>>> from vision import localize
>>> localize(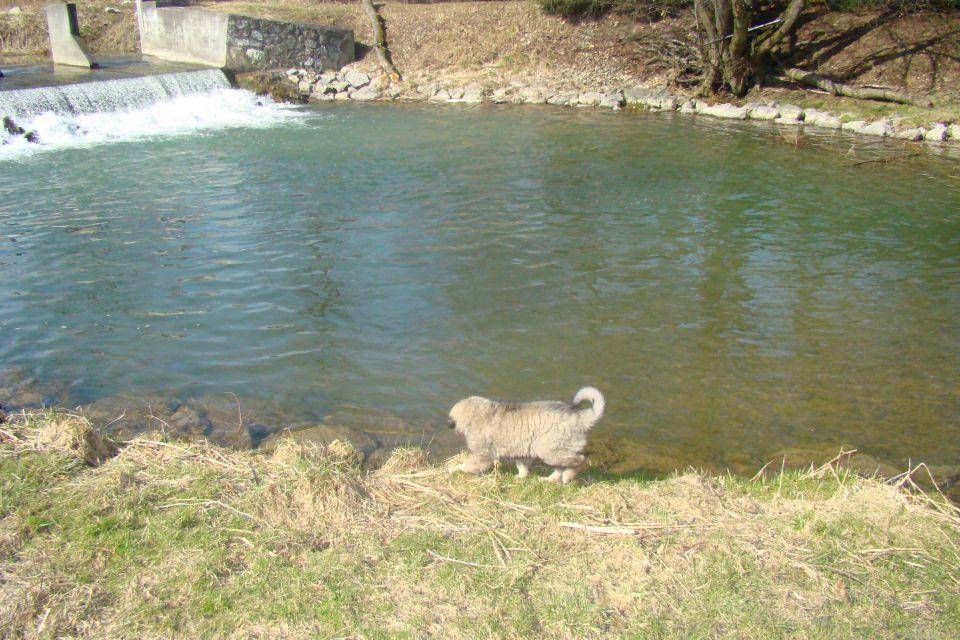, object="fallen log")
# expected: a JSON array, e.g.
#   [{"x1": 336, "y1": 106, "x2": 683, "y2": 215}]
[{"x1": 782, "y1": 67, "x2": 932, "y2": 108}]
